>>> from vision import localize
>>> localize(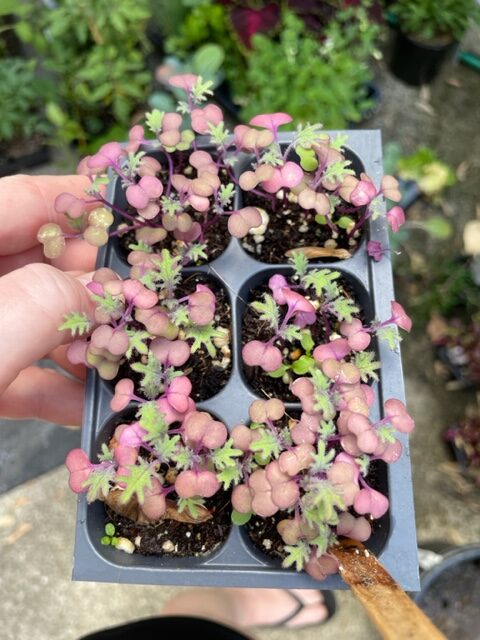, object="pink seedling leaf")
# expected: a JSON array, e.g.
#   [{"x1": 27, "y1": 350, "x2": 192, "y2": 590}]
[
  {"x1": 374, "y1": 438, "x2": 403, "y2": 463},
  {"x1": 291, "y1": 413, "x2": 320, "y2": 445},
  {"x1": 321, "y1": 359, "x2": 361, "y2": 384},
  {"x1": 114, "y1": 443, "x2": 138, "y2": 467},
  {"x1": 182, "y1": 411, "x2": 227, "y2": 449},
  {"x1": 337, "y1": 512, "x2": 371, "y2": 541},
  {"x1": 232, "y1": 484, "x2": 253, "y2": 513},
  {"x1": 141, "y1": 479, "x2": 167, "y2": 520},
  {"x1": 150, "y1": 338, "x2": 190, "y2": 366},
  {"x1": 390, "y1": 301, "x2": 412, "y2": 332},
  {"x1": 138, "y1": 155, "x2": 162, "y2": 177},
  {"x1": 191, "y1": 104, "x2": 223, "y2": 134},
  {"x1": 118, "y1": 422, "x2": 146, "y2": 448},
  {"x1": 125, "y1": 124, "x2": 144, "y2": 153},
  {"x1": 175, "y1": 469, "x2": 219, "y2": 498},
  {"x1": 55, "y1": 192, "x2": 87, "y2": 219},
  {"x1": 122, "y1": 279, "x2": 158, "y2": 309},
  {"x1": 166, "y1": 376, "x2": 192, "y2": 414},
  {"x1": 283, "y1": 289, "x2": 316, "y2": 327},
  {"x1": 91, "y1": 325, "x2": 129, "y2": 356},
  {"x1": 354, "y1": 487, "x2": 389, "y2": 519},
  {"x1": 249, "y1": 112, "x2": 292, "y2": 132},
  {"x1": 87, "y1": 142, "x2": 122, "y2": 172},
  {"x1": 188, "y1": 284, "x2": 216, "y2": 325},
  {"x1": 157, "y1": 396, "x2": 196, "y2": 425},
  {"x1": 305, "y1": 553, "x2": 339, "y2": 581},
  {"x1": 67, "y1": 340, "x2": 88, "y2": 366},
  {"x1": 111, "y1": 379, "x2": 134, "y2": 412},
  {"x1": 350, "y1": 176, "x2": 377, "y2": 206},
  {"x1": 268, "y1": 274, "x2": 289, "y2": 304},
  {"x1": 384, "y1": 399, "x2": 415, "y2": 433},
  {"x1": 381, "y1": 175, "x2": 402, "y2": 202},
  {"x1": 65, "y1": 449, "x2": 93, "y2": 493},
  {"x1": 136, "y1": 309, "x2": 171, "y2": 337},
  {"x1": 386, "y1": 205, "x2": 406, "y2": 233},
  {"x1": 279, "y1": 444, "x2": 314, "y2": 476},
  {"x1": 271, "y1": 480, "x2": 299, "y2": 510},
  {"x1": 280, "y1": 162, "x2": 304, "y2": 188},
  {"x1": 367, "y1": 240, "x2": 385, "y2": 262},
  {"x1": 228, "y1": 207, "x2": 262, "y2": 238},
  {"x1": 313, "y1": 338, "x2": 350, "y2": 363},
  {"x1": 168, "y1": 73, "x2": 199, "y2": 92},
  {"x1": 242, "y1": 340, "x2": 283, "y2": 372},
  {"x1": 339, "y1": 319, "x2": 371, "y2": 351},
  {"x1": 231, "y1": 425, "x2": 254, "y2": 451}
]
